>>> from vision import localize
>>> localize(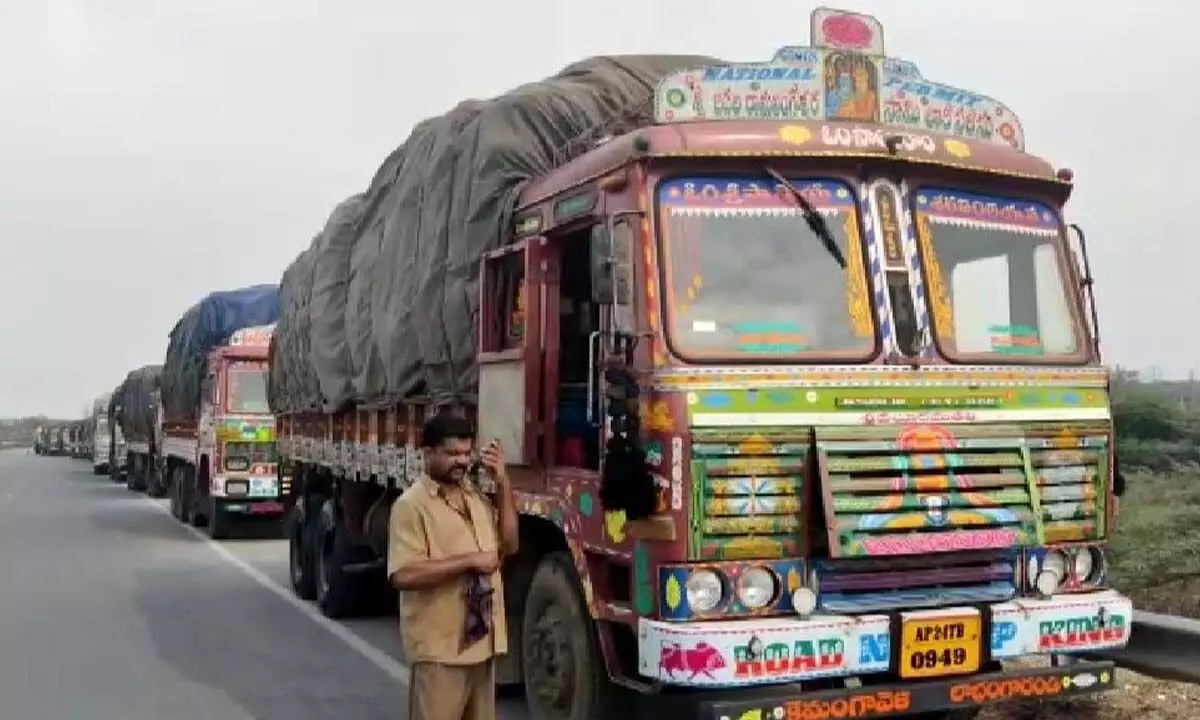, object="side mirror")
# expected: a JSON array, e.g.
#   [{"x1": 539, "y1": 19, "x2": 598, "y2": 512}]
[
  {"x1": 589, "y1": 221, "x2": 634, "y2": 307},
  {"x1": 589, "y1": 225, "x2": 614, "y2": 304}
]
